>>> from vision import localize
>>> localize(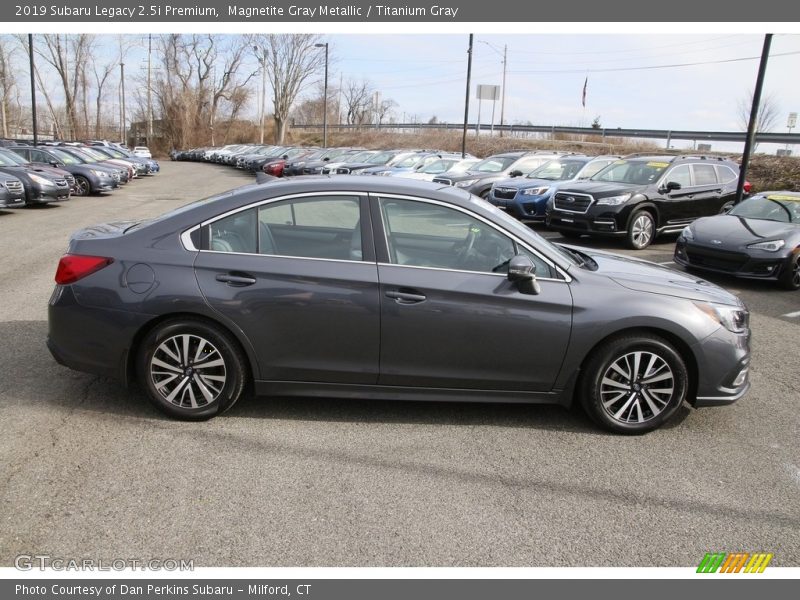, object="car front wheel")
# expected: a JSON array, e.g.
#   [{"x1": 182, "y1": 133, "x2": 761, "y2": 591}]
[
  {"x1": 580, "y1": 334, "x2": 688, "y2": 434},
  {"x1": 778, "y1": 250, "x2": 800, "y2": 290},
  {"x1": 137, "y1": 319, "x2": 248, "y2": 420},
  {"x1": 626, "y1": 210, "x2": 655, "y2": 250}
]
